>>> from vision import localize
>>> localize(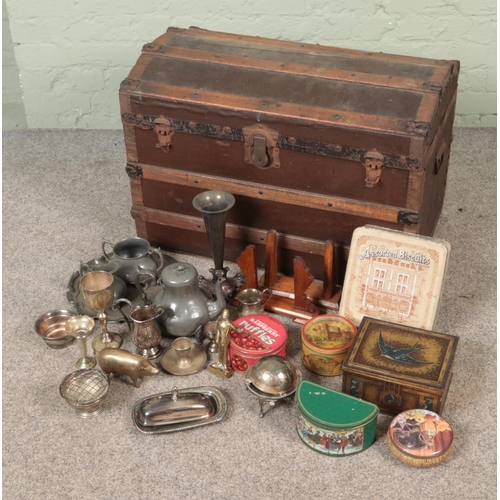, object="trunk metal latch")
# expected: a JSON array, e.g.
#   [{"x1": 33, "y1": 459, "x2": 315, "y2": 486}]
[
  {"x1": 243, "y1": 124, "x2": 280, "y2": 169},
  {"x1": 363, "y1": 148, "x2": 385, "y2": 187},
  {"x1": 153, "y1": 116, "x2": 174, "y2": 152}
]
